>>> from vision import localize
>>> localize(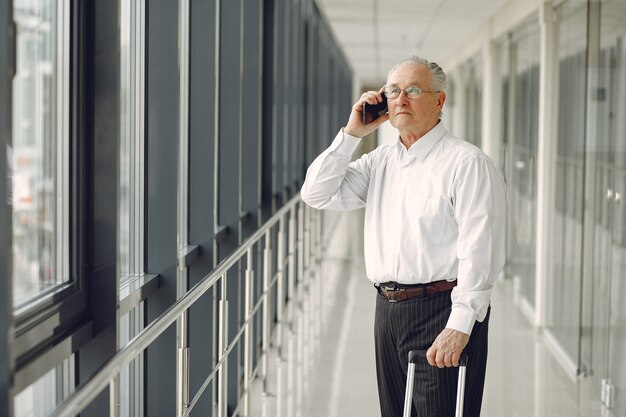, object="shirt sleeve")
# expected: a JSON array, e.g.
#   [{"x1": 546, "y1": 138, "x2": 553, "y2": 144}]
[
  {"x1": 446, "y1": 156, "x2": 507, "y2": 335},
  {"x1": 300, "y1": 129, "x2": 372, "y2": 210}
]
